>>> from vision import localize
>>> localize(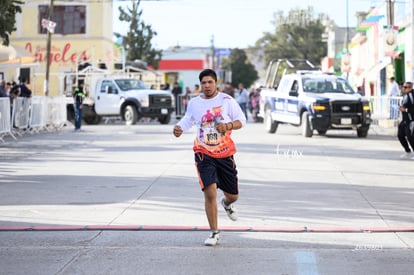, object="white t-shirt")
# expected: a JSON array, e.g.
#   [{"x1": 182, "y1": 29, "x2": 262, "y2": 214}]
[
  {"x1": 177, "y1": 92, "x2": 246, "y2": 158},
  {"x1": 389, "y1": 81, "x2": 400, "y2": 97}
]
